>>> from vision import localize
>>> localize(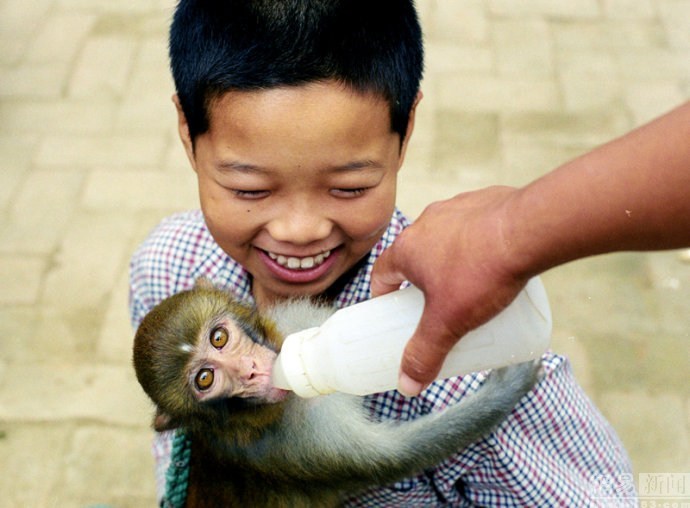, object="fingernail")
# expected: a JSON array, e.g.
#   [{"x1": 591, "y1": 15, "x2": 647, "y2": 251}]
[{"x1": 397, "y1": 373, "x2": 425, "y2": 397}]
